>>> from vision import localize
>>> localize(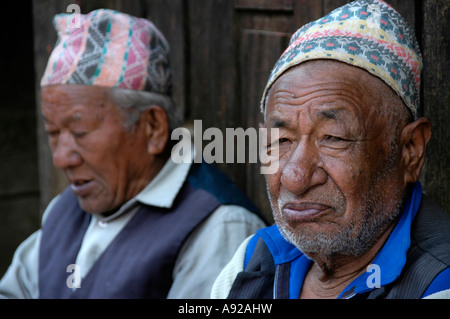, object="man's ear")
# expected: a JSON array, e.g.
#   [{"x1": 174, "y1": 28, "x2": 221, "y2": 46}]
[
  {"x1": 400, "y1": 117, "x2": 432, "y2": 184},
  {"x1": 142, "y1": 105, "x2": 169, "y2": 155}
]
